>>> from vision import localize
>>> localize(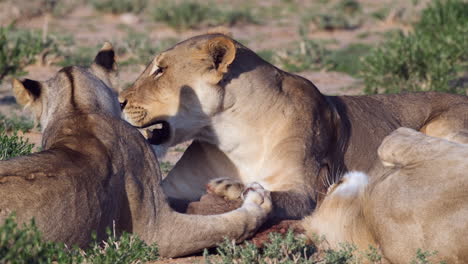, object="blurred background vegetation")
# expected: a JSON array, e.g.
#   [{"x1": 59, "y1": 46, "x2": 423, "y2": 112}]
[{"x1": 0, "y1": 0, "x2": 466, "y2": 95}]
